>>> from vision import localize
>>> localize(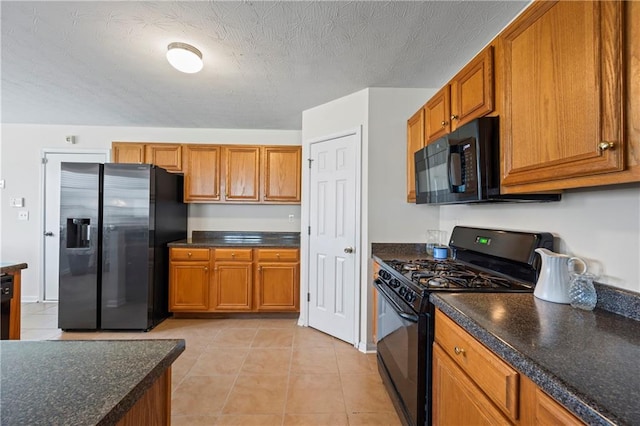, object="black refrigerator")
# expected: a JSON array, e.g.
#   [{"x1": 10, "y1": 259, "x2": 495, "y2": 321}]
[{"x1": 58, "y1": 163, "x2": 187, "y2": 331}]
